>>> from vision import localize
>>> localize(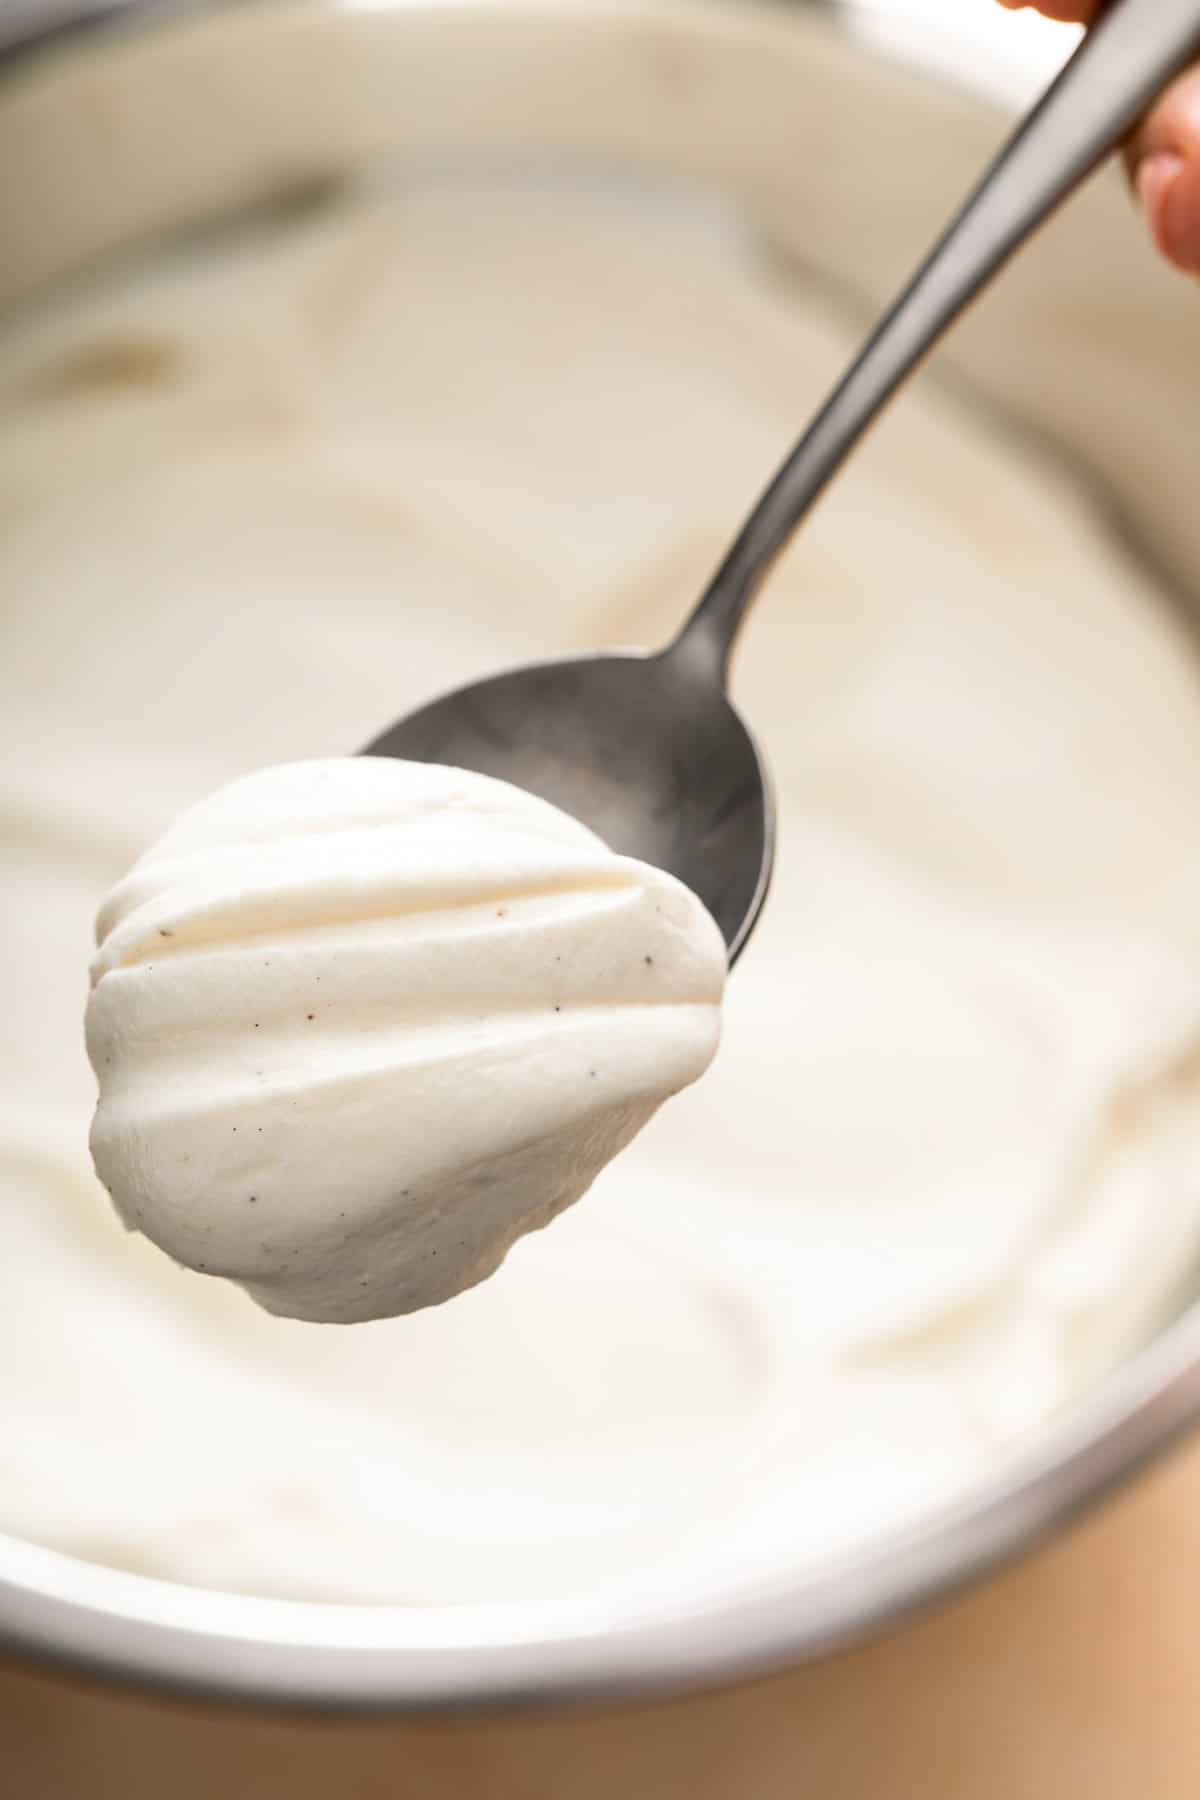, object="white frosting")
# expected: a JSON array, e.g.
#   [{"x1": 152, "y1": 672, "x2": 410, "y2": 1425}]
[
  {"x1": 5, "y1": 176, "x2": 1200, "y2": 1607},
  {"x1": 85, "y1": 756, "x2": 724, "y2": 1322}
]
